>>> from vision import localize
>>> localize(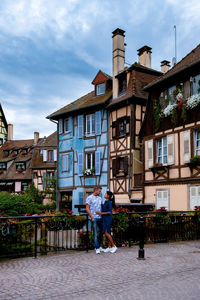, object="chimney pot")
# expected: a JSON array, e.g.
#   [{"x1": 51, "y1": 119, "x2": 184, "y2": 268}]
[
  {"x1": 34, "y1": 132, "x2": 39, "y2": 144},
  {"x1": 8, "y1": 124, "x2": 13, "y2": 141},
  {"x1": 161, "y1": 60, "x2": 170, "y2": 73},
  {"x1": 137, "y1": 45, "x2": 152, "y2": 68}
]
